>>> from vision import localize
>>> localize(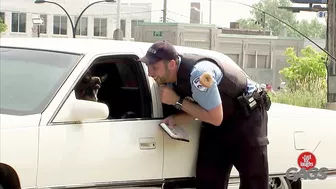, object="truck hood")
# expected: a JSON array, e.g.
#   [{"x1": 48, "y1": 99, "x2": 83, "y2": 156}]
[{"x1": 0, "y1": 114, "x2": 41, "y2": 129}]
